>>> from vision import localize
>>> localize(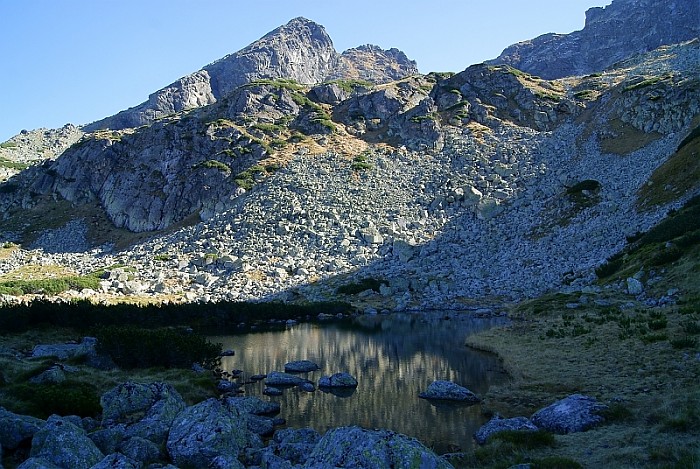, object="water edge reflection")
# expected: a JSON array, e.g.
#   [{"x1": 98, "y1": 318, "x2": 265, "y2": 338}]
[{"x1": 209, "y1": 312, "x2": 508, "y2": 453}]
